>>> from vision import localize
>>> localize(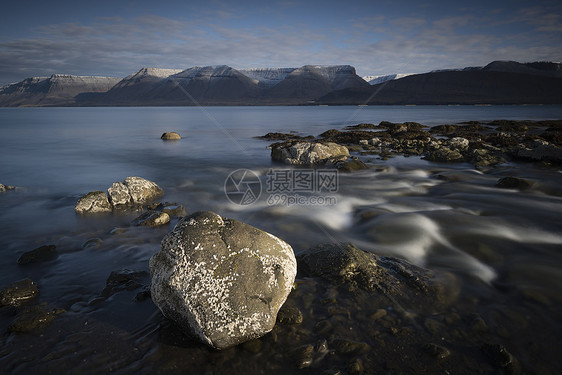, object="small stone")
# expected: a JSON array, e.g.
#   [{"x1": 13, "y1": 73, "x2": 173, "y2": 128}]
[
  {"x1": 0, "y1": 279, "x2": 39, "y2": 307},
  {"x1": 82, "y1": 238, "x2": 103, "y2": 249},
  {"x1": 75, "y1": 191, "x2": 112, "y2": 214},
  {"x1": 425, "y1": 343, "x2": 451, "y2": 359},
  {"x1": 288, "y1": 344, "x2": 315, "y2": 369},
  {"x1": 348, "y1": 357, "x2": 364, "y2": 374},
  {"x1": 161, "y1": 132, "x2": 181, "y2": 140},
  {"x1": 102, "y1": 269, "x2": 148, "y2": 298},
  {"x1": 18, "y1": 245, "x2": 57, "y2": 264},
  {"x1": 314, "y1": 320, "x2": 333, "y2": 335},
  {"x1": 161, "y1": 203, "x2": 187, "y2": 218},
  {"x1": 0, "y1": 184, "x2": 17, "y2": 192},
  {"x1": 471, "y1": 314, "x2": 488, "y2": 332},
  {"x1": 368, "y1": 309, "x2": 387, "y2": 321},
  {"x1": 277, "y1": 305, "x2": 304, "y2": 325},
  {"x1": 8, "y1": 305, "x2": 65, "y2": 333},
  {"x1": 330, "y1": 338, "x2": 371, "y2": 355},
  {"x1": 338, "y1": 160, "x2": 369, "y2": 172}
]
